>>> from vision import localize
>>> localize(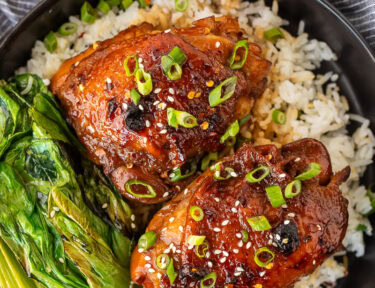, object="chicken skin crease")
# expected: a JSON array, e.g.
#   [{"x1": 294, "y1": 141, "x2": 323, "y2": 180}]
[
  {"x1": 130, "y1": 138, "x2": 350, "y2": 287},
  {"x1": 50, "y1": 16, "x2": 270, "y2": 204}
]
